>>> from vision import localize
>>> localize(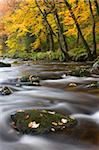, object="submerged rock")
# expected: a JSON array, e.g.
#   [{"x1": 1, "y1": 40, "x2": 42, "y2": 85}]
[
  {"x1": 68, "y1": 83, "x2": 77, "y2": 87},
  {"x1": 0, "y1": 86, "x2": 12, "y2": 95},
  {"x1": 0, "y1": 62, "x2": 11, "y2": 67},
  {"x1": 10, "y1": 109, "x2": 77, "y2": 135}
]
